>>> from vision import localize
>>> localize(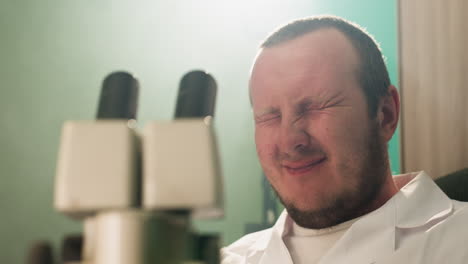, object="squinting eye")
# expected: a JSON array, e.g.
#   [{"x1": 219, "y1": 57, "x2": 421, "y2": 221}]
[
  {"x1": 256, "y1": 114, "x2": 281, "y2": 124},
  {"x1": 305, "y1": 105, "x2": 326, "y2": 113},
  {"x1": 300, "y1": 107, "x2": 316, "y2": 115}
]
